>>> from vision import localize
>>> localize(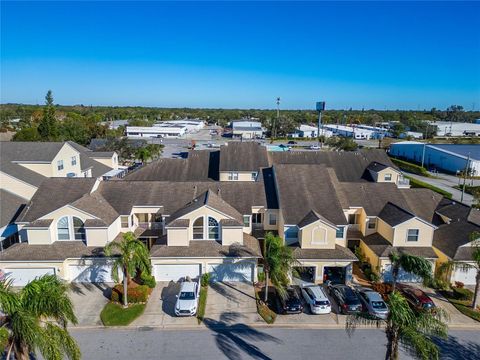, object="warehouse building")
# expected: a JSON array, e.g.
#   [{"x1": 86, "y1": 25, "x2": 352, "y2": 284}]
[
  {"x1": 389, "y1": 141, "x2": 480, "y2": 175},
  {"x1": 231, "y1": 120, "x2": 264, "y2": 139}
]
